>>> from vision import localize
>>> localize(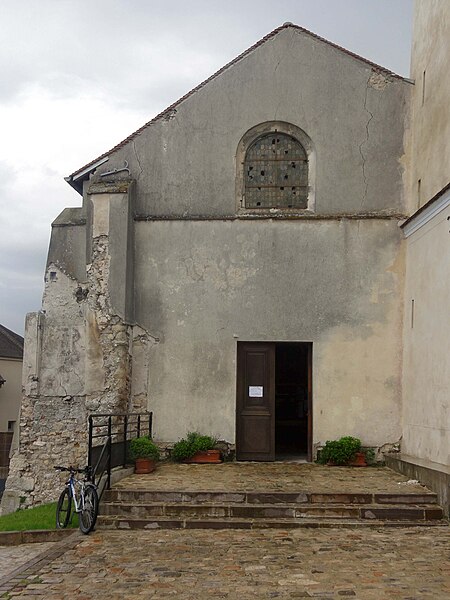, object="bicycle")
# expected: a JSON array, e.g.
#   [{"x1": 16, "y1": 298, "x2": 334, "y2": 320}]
[{"x1": 54, "y1": 466, "x2": 99, "y2": 534}]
